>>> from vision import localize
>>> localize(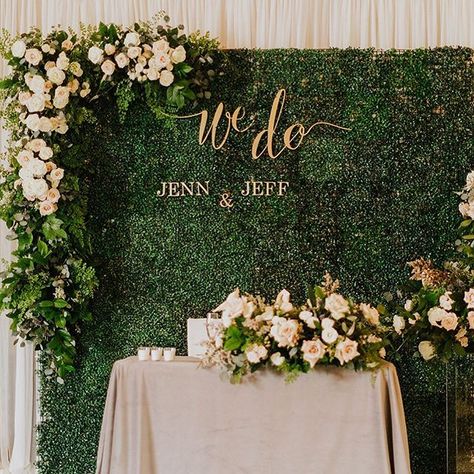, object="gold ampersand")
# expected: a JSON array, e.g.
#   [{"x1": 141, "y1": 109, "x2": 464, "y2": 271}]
[{"x1": 219, "y1": 192, "x2": 234, "y2": 209}]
